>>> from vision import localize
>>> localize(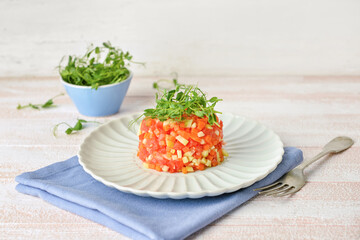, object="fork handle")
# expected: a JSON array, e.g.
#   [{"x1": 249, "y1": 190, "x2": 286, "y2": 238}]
[{"x1": 295, "y1": 150, "x2": 331, "y2": 171}]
